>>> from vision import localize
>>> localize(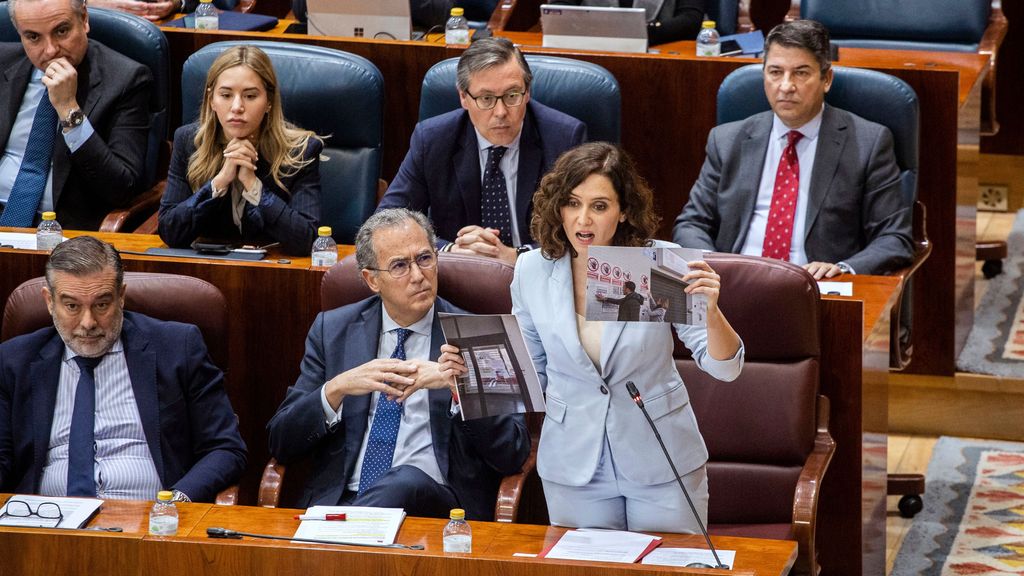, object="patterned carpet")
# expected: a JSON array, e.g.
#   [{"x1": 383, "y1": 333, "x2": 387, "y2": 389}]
[
  {"x1": 892, "y1": 437, "x2": 1024, "y2": 575},
  {"x1": 958, "y1": 209, "x2": 1024, "y2": 376}
]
